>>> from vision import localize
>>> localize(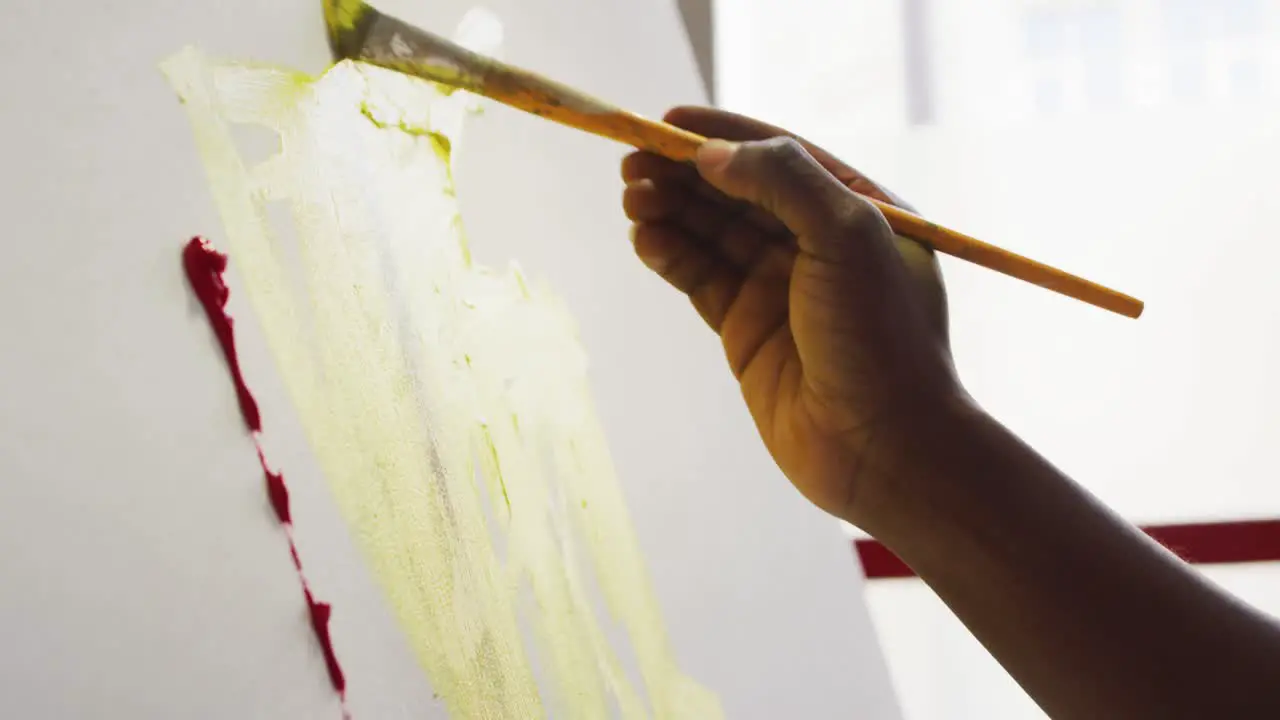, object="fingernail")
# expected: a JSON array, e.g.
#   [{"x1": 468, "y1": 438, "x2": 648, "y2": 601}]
[
  {"x1": 640, "y1": 254, "x2": 670, "y2": 274},
  {"x1": 630, "y1": 226, "x2": 669, "y2": 273},
  {"x1": 696, "y1": 139, "x2": 738, "y2": 171}
]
